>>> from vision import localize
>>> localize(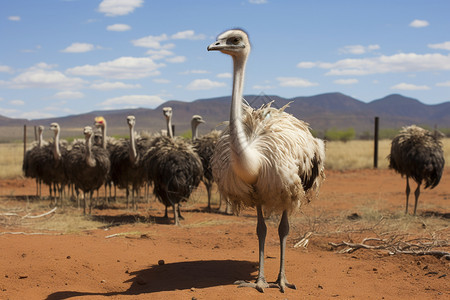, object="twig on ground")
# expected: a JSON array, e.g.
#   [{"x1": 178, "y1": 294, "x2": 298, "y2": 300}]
[{"x1": 329, "y1": 236, "x2": 450, "y2": 259}]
